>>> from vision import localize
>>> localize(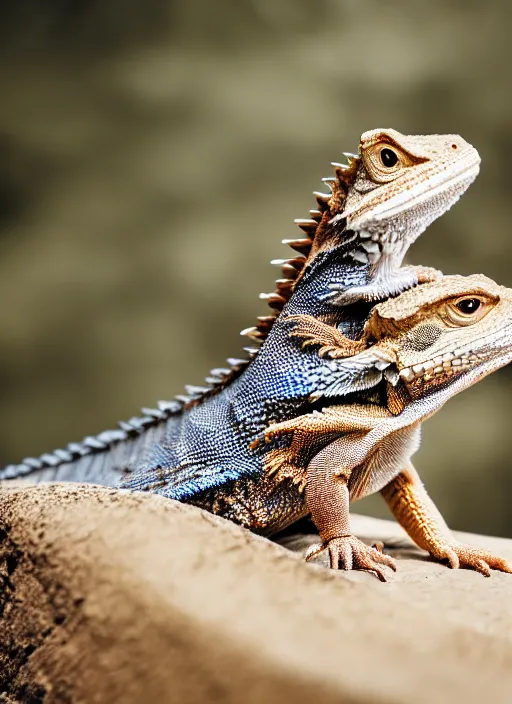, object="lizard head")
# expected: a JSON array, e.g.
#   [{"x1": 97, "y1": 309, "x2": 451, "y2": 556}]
[
  {"x1": 368, "y1": 274, "x2": 512, "y2": 398},
  {"x1": 242, "y1": 129, "x2": 480, "y2": 347},
  {"x1": 340, "y1": 128, "x2": 481, "y2": 266}
]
